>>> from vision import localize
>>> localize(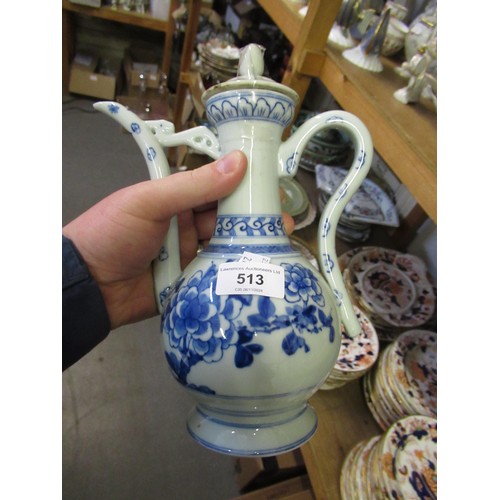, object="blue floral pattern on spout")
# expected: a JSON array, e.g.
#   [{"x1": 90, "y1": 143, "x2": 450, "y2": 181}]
[{"x1": 162, "y1": 262, "x2": 335, "y2": 391}]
